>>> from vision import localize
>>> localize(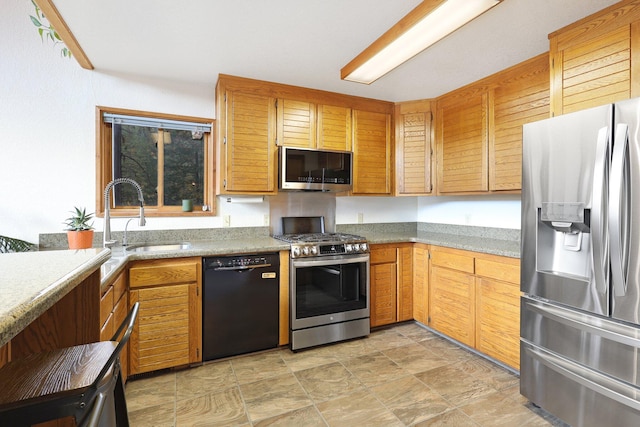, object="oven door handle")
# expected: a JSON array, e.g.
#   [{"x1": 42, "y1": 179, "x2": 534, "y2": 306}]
[{"x1": 291, "y1": 254, "x2": 370, "y2": 268}]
